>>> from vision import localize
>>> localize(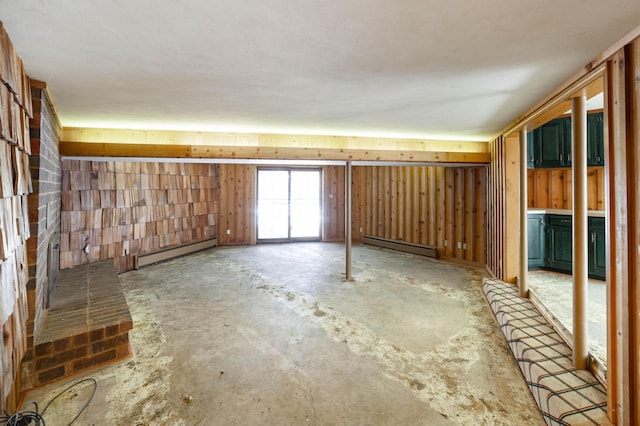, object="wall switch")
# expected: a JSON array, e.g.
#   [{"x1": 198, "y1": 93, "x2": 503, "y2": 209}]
[
  {"x1": 457, "y1": 242, "x2": 462, "y2": 249},
  {"x1": 463, "y1": 243, "x2": 467, "y2": 250},
  {"x1": 359, "y1": 227, "x2": 363, "y2": 233},
  {"x1": 444, "y1": 240, "x2": 447, "y2": 247},
  {"x1": 226, "y1": 229, "x2": 231, "y2": 235}
]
